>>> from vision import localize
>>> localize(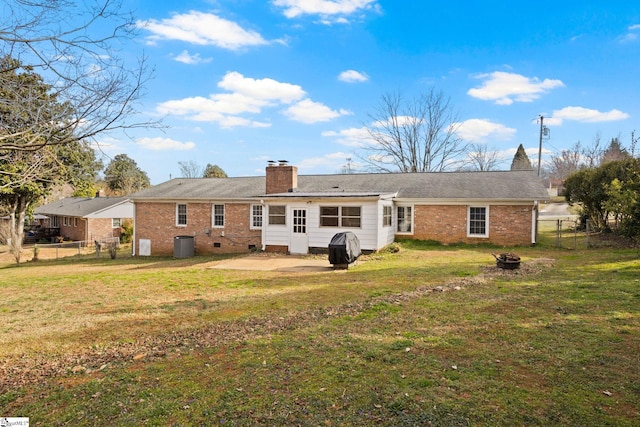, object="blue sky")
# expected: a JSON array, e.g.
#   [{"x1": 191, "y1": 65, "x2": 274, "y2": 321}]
[{"x1": 98, "y1": 0, "x2": 640, "y2": 184}]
